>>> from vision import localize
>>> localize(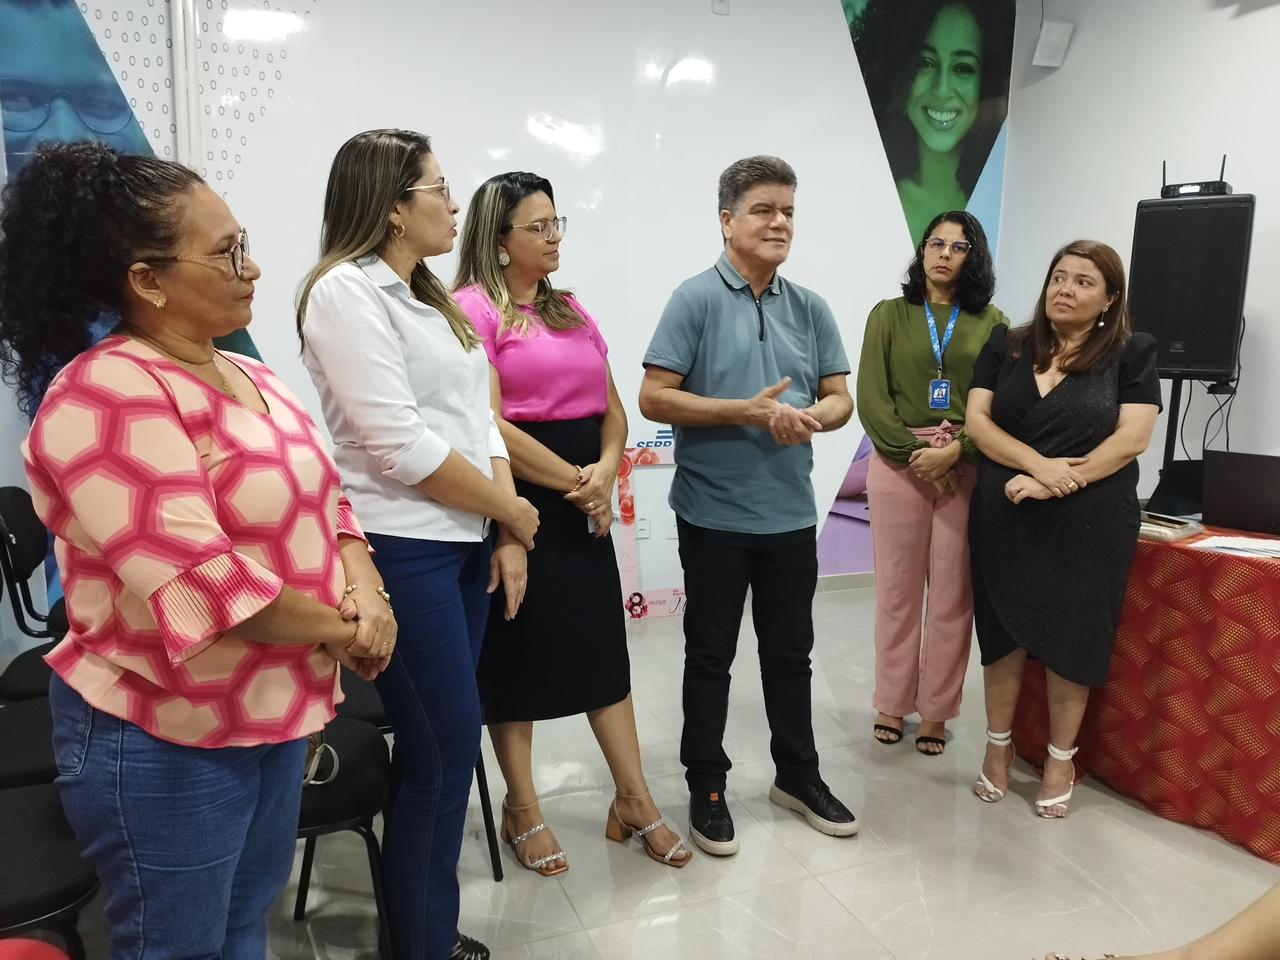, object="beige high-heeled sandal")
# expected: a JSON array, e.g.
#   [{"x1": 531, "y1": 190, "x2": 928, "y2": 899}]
[
  {"x1": 1036, "y1": 743, "x2": 1080, "y2": 819},
  {"x1": 500, "y1": 798, "x2": 567, "y2": 876},
  {"x1": 605, "y1": 792, "x2": 691, "y2": 867},
  {"x1": 974, "y1": 729, "x2": 1014, "y2": 803}
]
